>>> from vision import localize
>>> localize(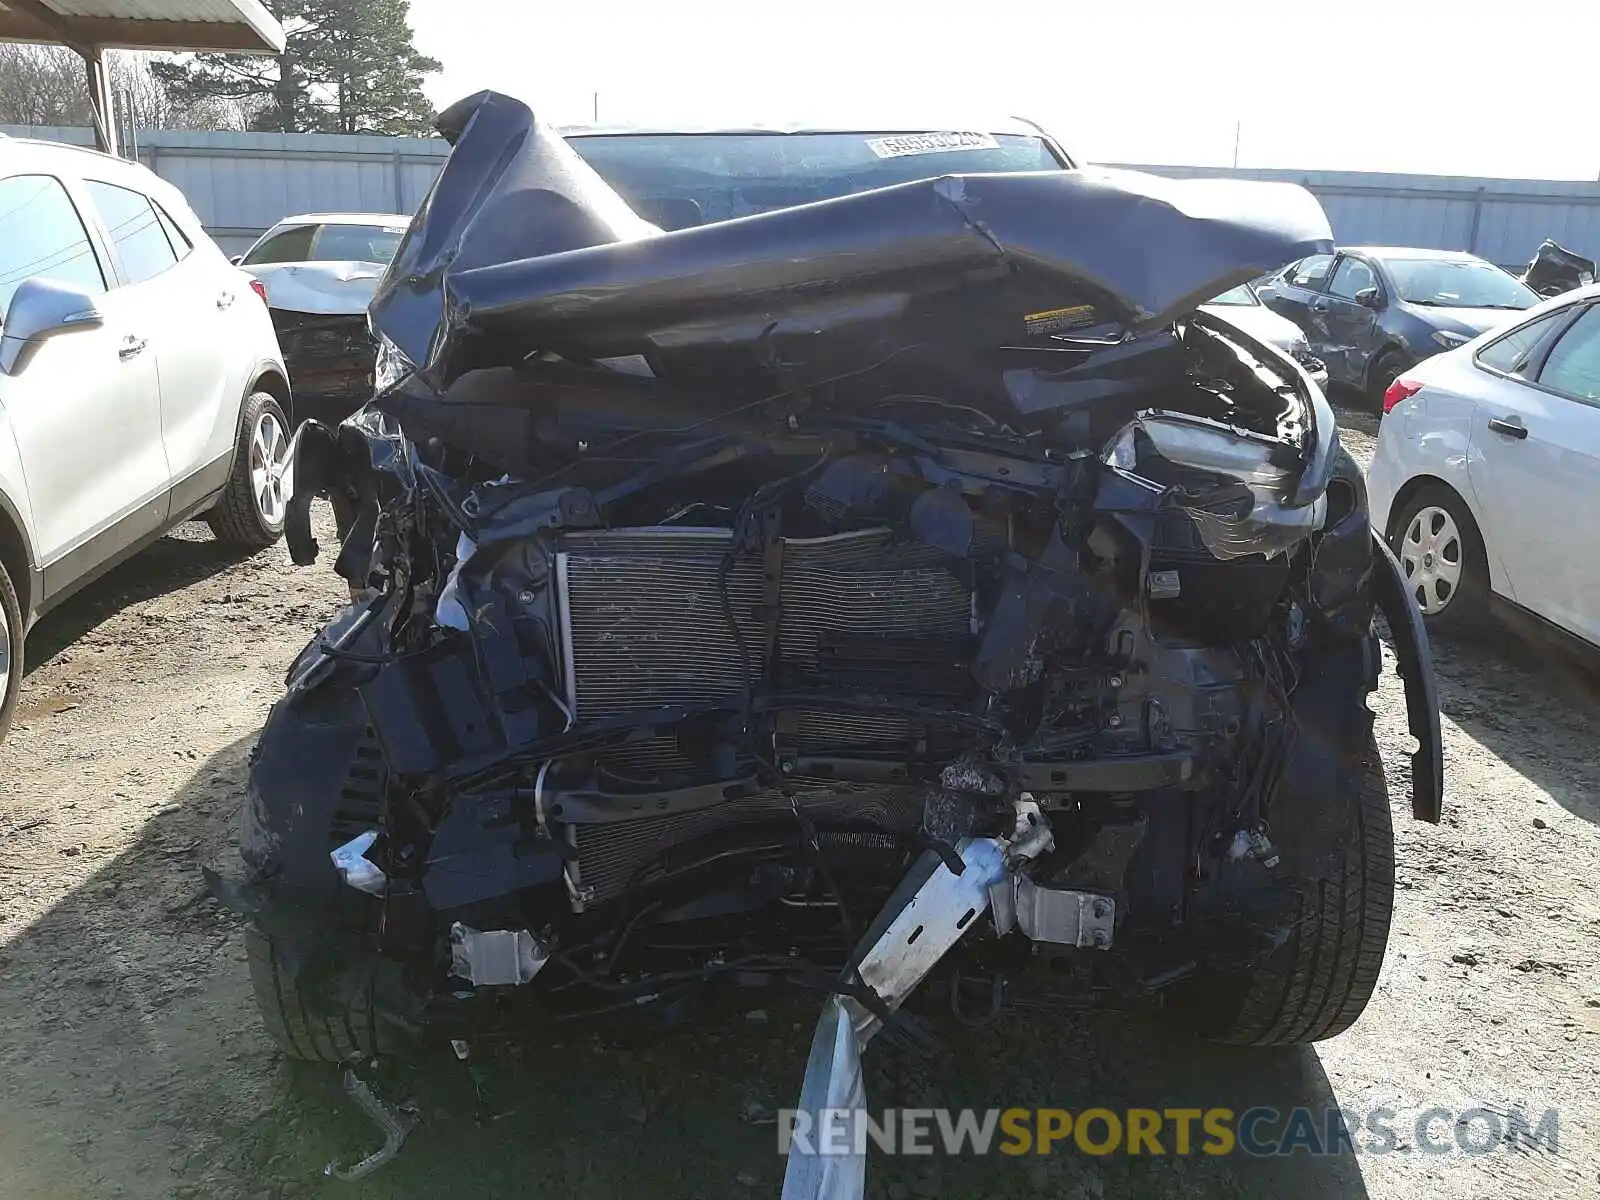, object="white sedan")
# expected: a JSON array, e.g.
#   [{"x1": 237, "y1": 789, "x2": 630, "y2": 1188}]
[
  {"x1": 1368, "y1": 282, "x2": 1600, "y2": 645},
  {"x1": 236, "y1": 213, "x2": 408, "y2": 424}
]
